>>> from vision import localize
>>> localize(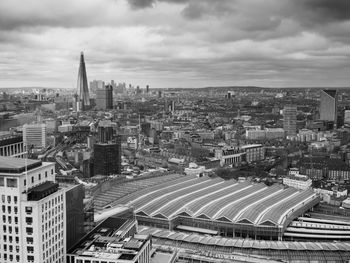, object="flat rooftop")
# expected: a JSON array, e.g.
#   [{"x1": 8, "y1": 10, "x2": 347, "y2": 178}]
[
  {"x1": 0, "y1": 156, "x2": 42, "y2": 173},
  {"x1": 0, "y1": 134, "x2": 22, "y2": 147},
  {"x1": 69, "y1": 213, "x2": 150, "y2": 261}
]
